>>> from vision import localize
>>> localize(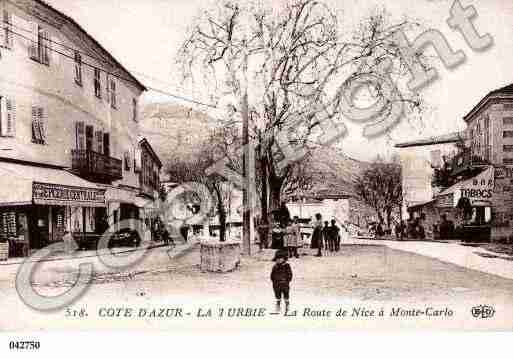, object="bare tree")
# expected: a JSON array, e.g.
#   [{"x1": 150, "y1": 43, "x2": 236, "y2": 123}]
[
  {"x1": 355, "y1": 159, "x2": 402, "y2": 229},
  {"x1": 166, "y1": 125, "x2": 241, "y2": 242},
  {"x1": 177, "y1": 0, "x2": 424, "y2": 230}
]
